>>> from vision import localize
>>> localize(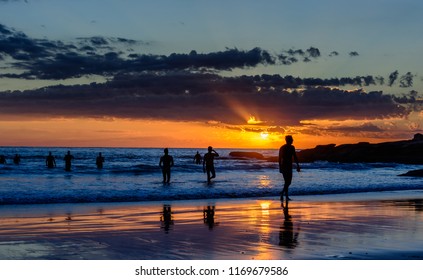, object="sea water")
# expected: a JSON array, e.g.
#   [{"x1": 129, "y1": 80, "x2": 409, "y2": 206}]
[{"x1": 0, "y1": 147, "x2": 422, "y2": 205}]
